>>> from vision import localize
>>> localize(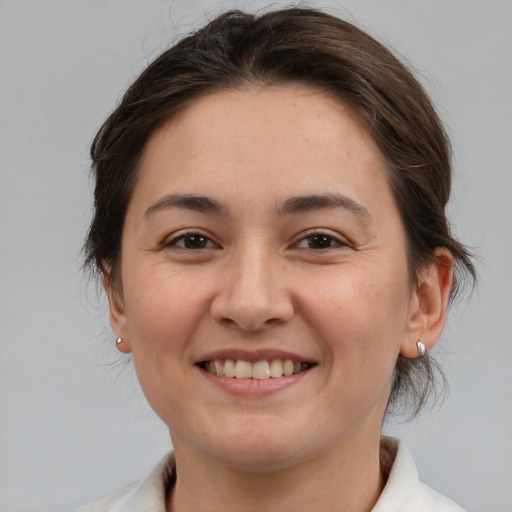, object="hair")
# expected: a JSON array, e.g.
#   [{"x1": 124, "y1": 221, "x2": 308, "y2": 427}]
[{"x1": 84, "y1": 7, "x2": 475, "y2": 415}]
